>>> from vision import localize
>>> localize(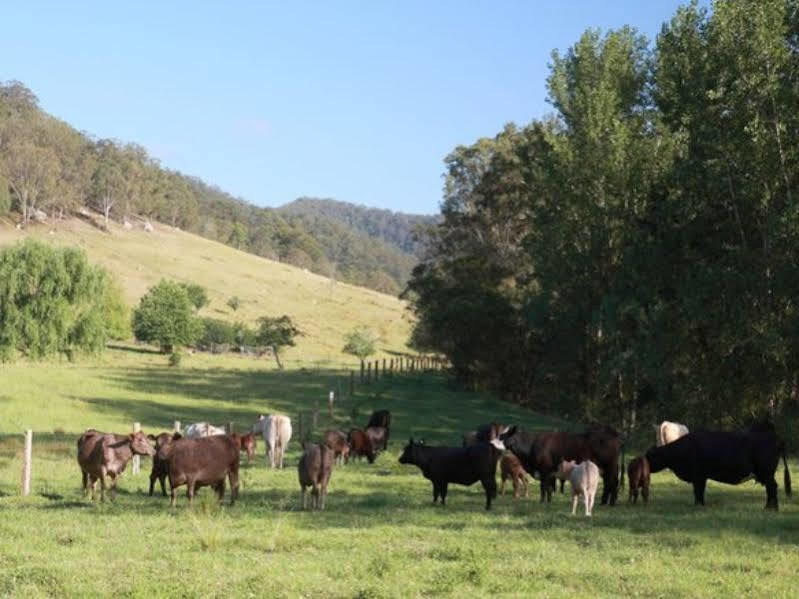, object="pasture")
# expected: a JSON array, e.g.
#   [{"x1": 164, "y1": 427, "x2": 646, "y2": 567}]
[{"x1": 1, "y1": 348, "x2": 797, "y2": 597}]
